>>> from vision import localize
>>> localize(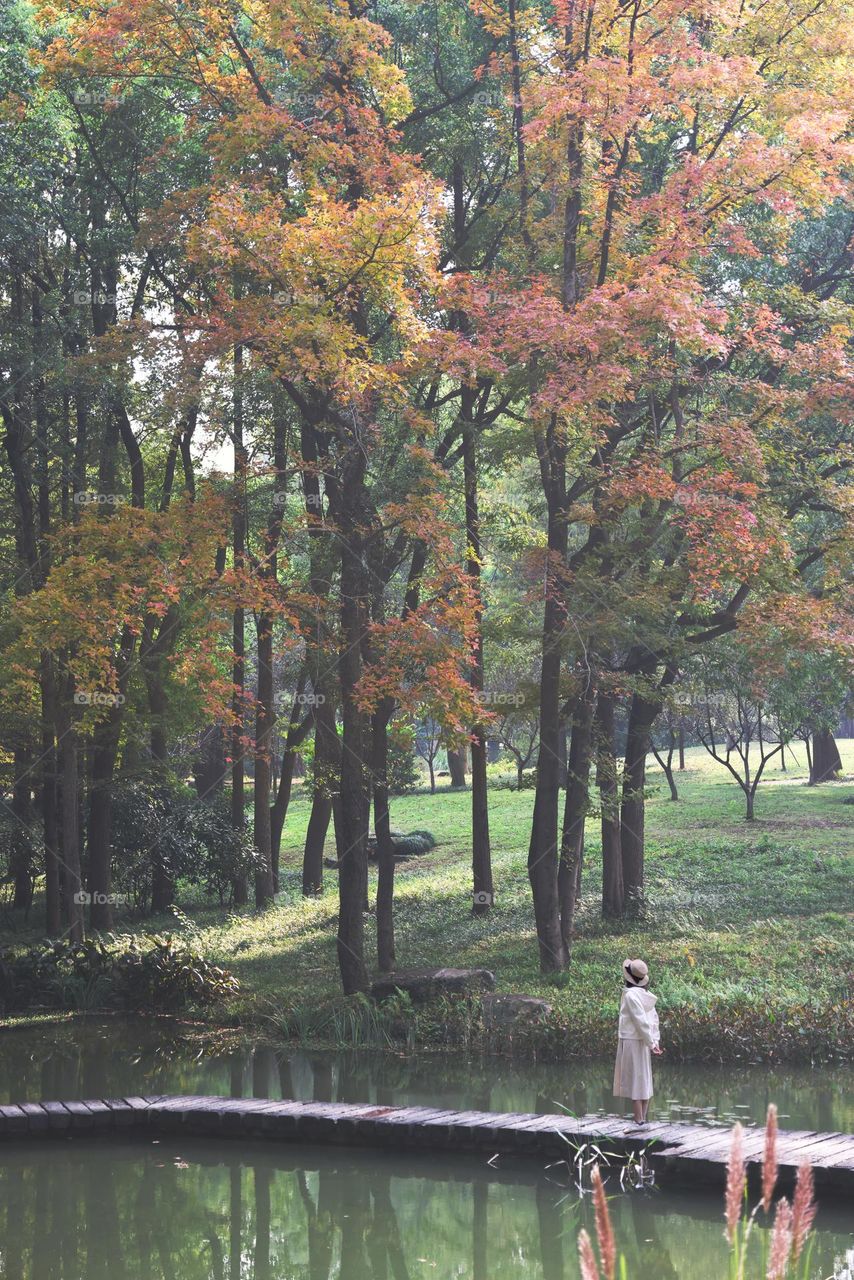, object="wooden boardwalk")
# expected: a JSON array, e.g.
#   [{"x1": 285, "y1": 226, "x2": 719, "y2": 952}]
[{"x1": 1, "y1": 1096, "x2": 852, "y2": 1197}]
